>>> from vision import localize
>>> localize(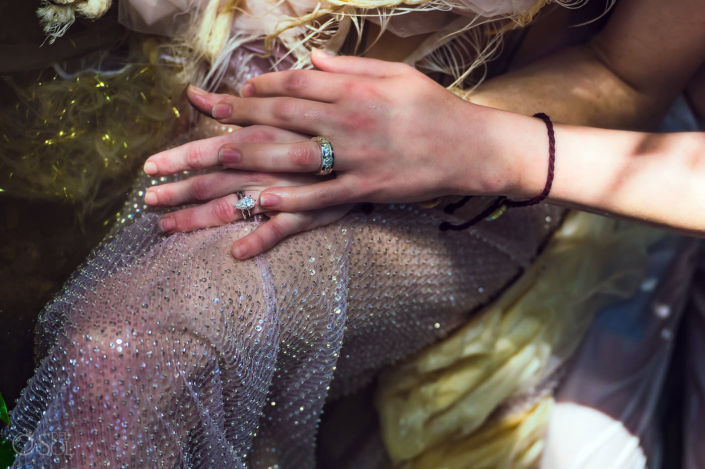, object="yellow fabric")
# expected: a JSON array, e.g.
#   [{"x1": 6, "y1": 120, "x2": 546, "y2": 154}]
[
  {"x1": 376, "y1": 211, "x2": 663, "y2": 466},
  {"x1": 406, "y1": 396, "x2": 554, "y2": 469},
  {"x1": 0, "y1": 40, "x2": 185, "y2": 213}
]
